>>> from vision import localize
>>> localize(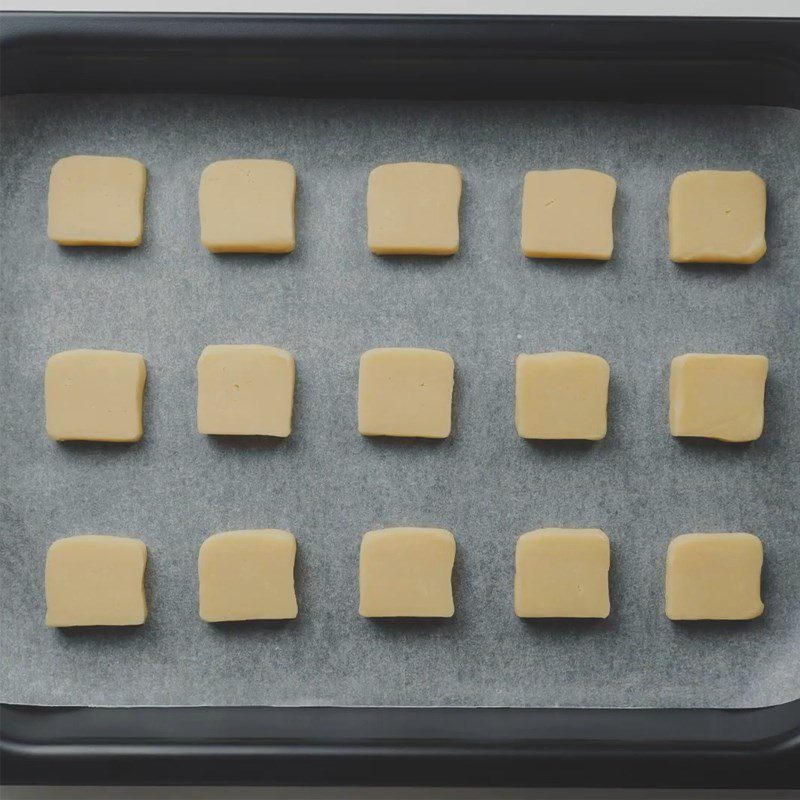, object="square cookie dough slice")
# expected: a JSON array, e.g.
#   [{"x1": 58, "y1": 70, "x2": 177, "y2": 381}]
[
  {"x1": 515, "y1": 528, "x2": 611, "y2": 618},
  {"x1": 516, "y1": 351, "x2": 609, "y2": 440},
  {"x1": 45, "y1": 349, "x2": 147, "y2": 442},
  {"x1": 665, "y1": 533, "x2": 764, "y2": 620},
  {"x1": 521, "y1": 169, "x2": 617, "y2": 260},
  {"x1": 199, "y1": 530, "x2": 298, "y2": 622},
  {"x1": 197, "y1": 345, "x2": 295, "y2": 437},
  {"x1": 359, "y1": 527, "x2": 456, "y2": 617},
  {"x1": 668, "y1": 170, "x2": 766, "y2": 264},
  {"x1": 199, "y1": 159, "x2": 296, "y2": 253},
  {"x1": 358, "y1": 347, "x2": 454, "y2": 438},
  {"x1": 669, "y1": 353, "x2": 768, "y2": 442},
  {"x1": 367, "y1": 162, "x2": 462, "y2": 255},
  {"x1": 48, "y1": 155, "x2": 147, "y2": 246},
  {"x1": 45, "y1": 535, "x2": 148, "y2": 627}
]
